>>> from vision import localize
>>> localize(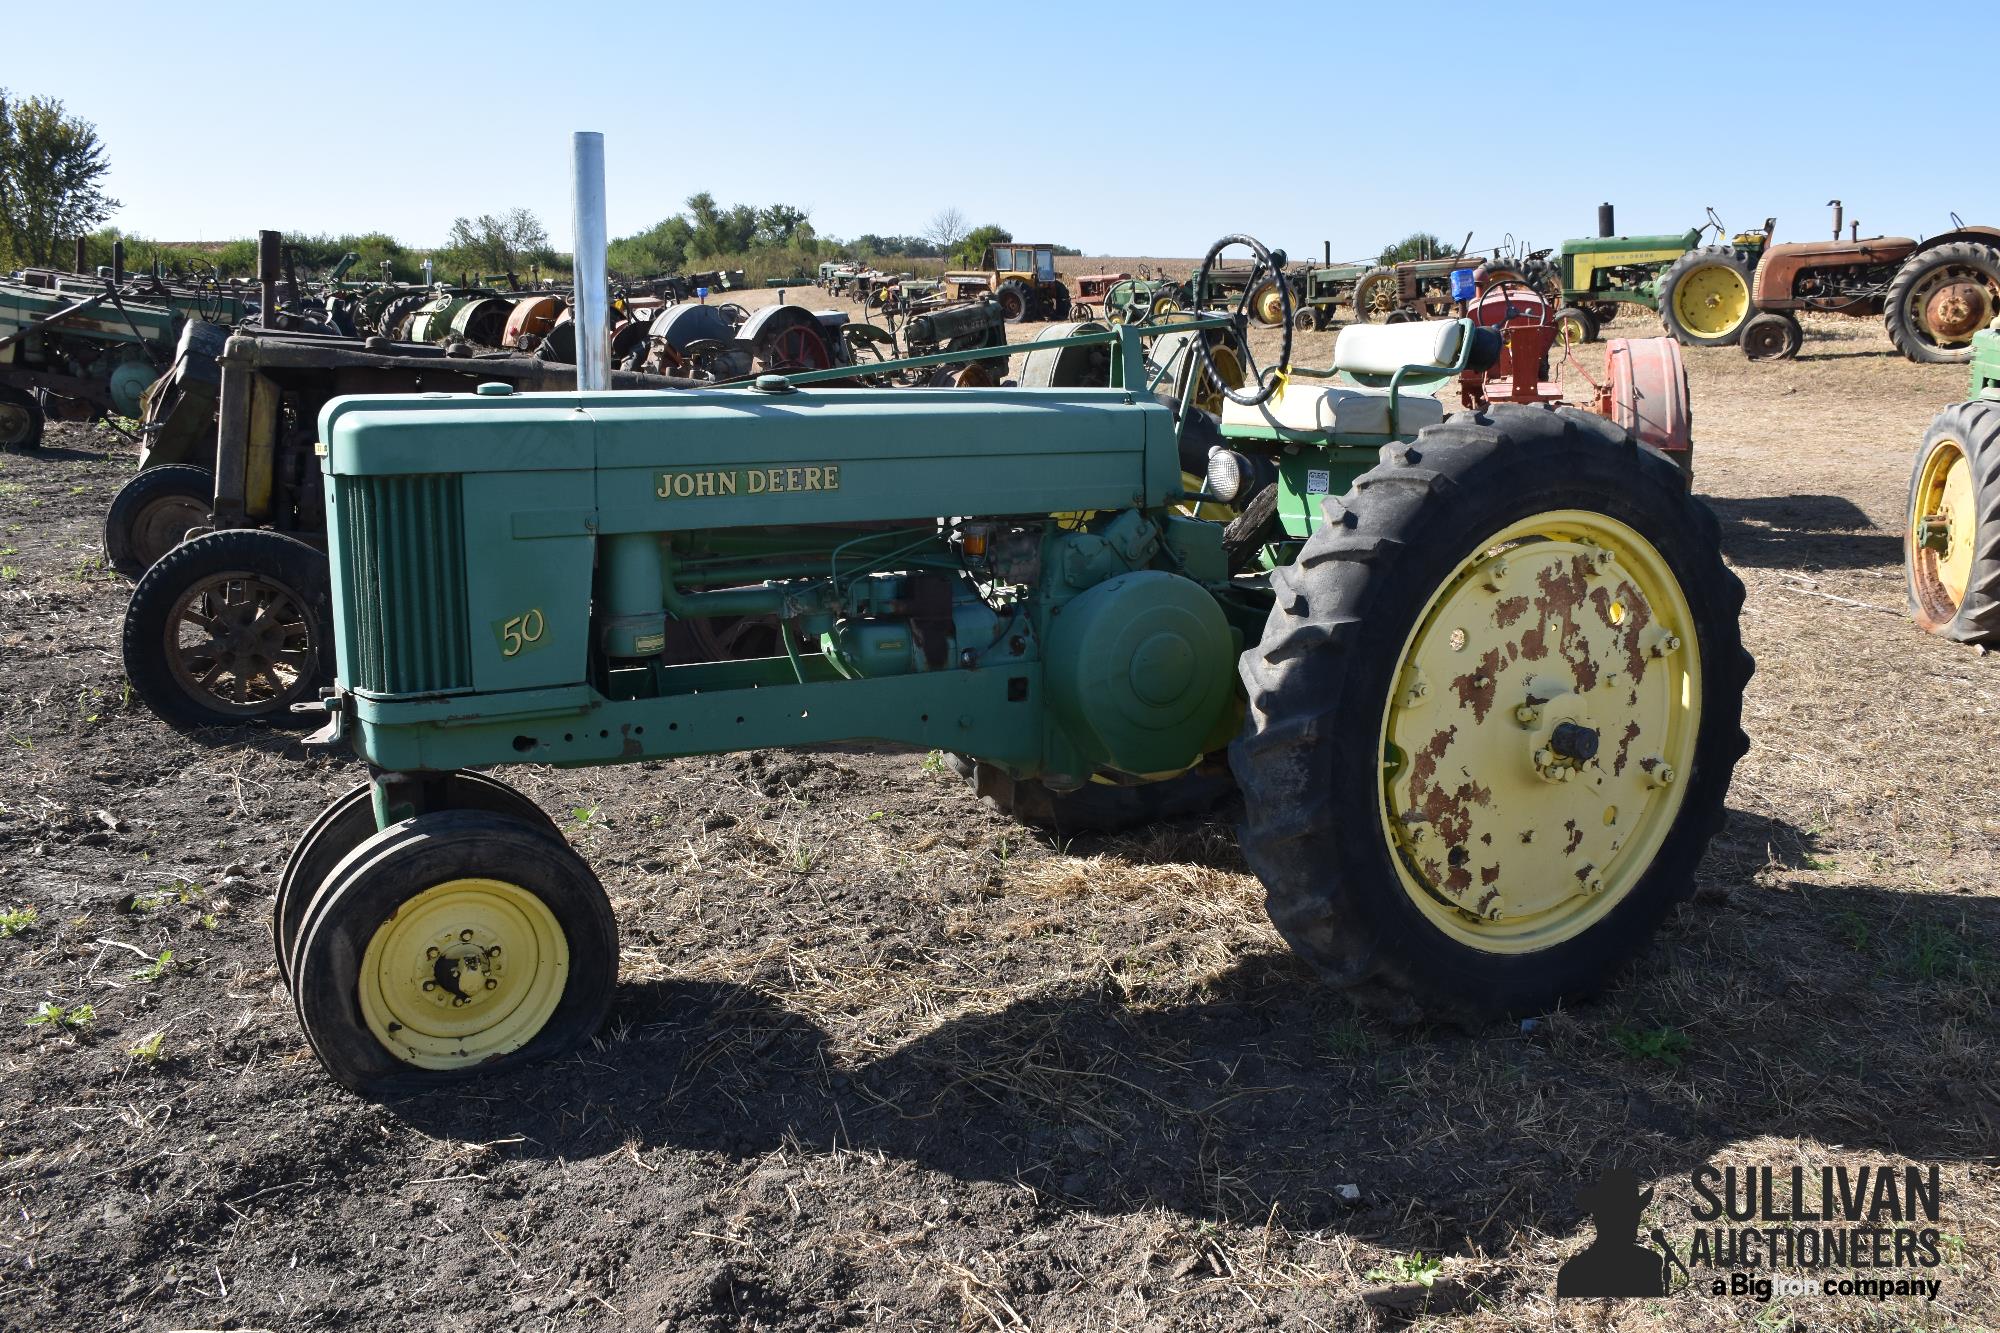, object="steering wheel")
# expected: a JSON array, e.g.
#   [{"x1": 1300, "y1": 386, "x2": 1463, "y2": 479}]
[{"x1": 1192, "y1": 234, "x2": 1291, "y2": 407}]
